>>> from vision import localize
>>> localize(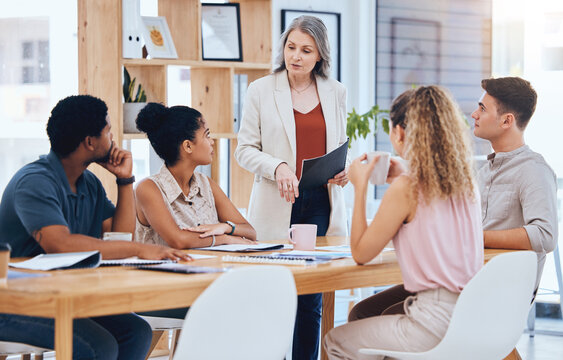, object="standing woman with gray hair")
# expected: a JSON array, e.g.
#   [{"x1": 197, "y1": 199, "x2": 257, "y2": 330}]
[{"x1": 235, "y1": 15, "x2": 348, "y2": 359}]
